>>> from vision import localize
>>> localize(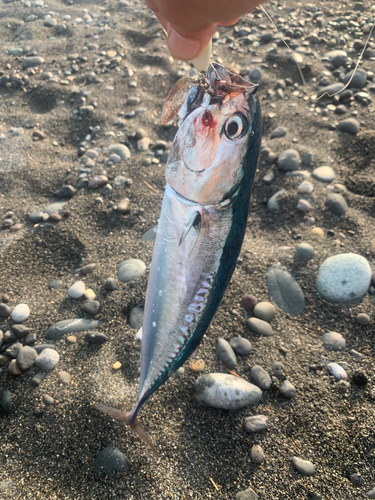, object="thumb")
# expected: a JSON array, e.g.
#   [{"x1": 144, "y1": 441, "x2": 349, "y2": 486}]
[{"x1": 166, "y1": 22, "x2": 218, "y2": 61}]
